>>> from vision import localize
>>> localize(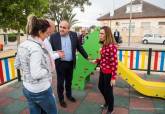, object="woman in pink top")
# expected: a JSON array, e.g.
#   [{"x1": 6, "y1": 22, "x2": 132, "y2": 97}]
[{"x1": 92, "y1": 26, "x2": 118, "y2": 114}]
